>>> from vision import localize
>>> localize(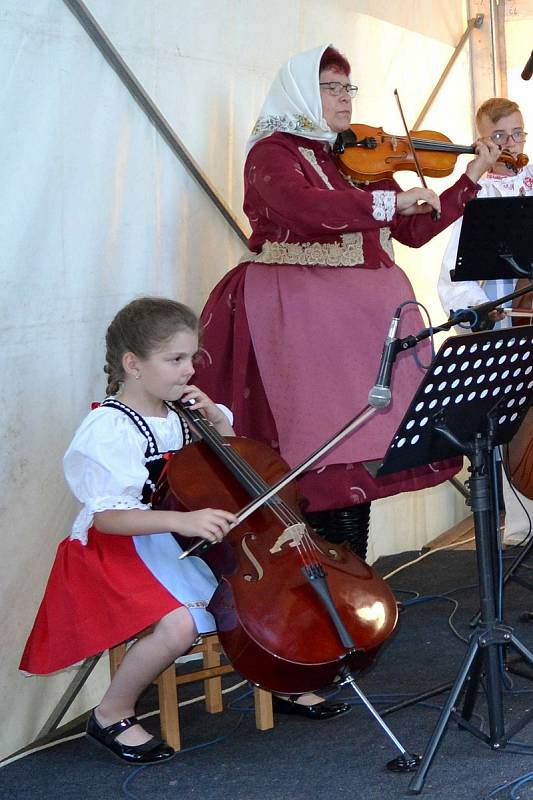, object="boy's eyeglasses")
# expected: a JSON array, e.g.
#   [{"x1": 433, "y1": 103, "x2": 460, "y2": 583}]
[{"x1": 490, "y1": 131, "x2": 527, "y2": 144}]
